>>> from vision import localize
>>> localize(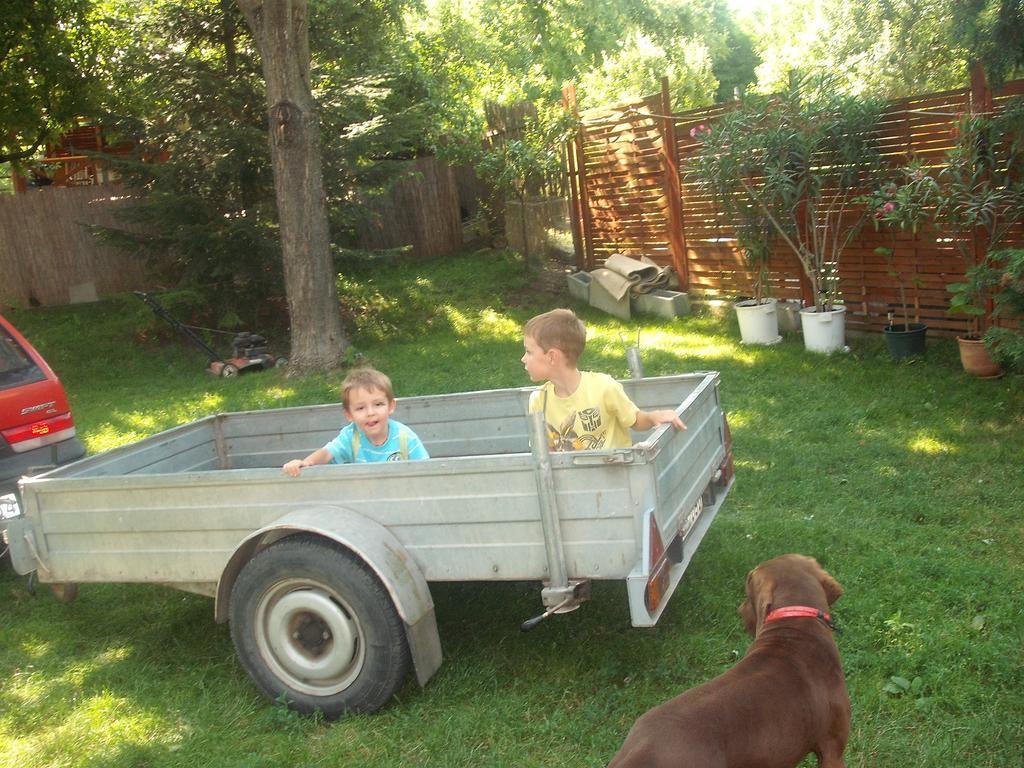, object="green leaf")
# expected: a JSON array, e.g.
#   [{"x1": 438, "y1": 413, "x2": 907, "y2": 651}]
[
  {"x1": 971, "y1": 615, "x2": 986, "y2": 631},
  {"x1": 883, "y1": 675, "x2": 913, "y2": 696}
]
